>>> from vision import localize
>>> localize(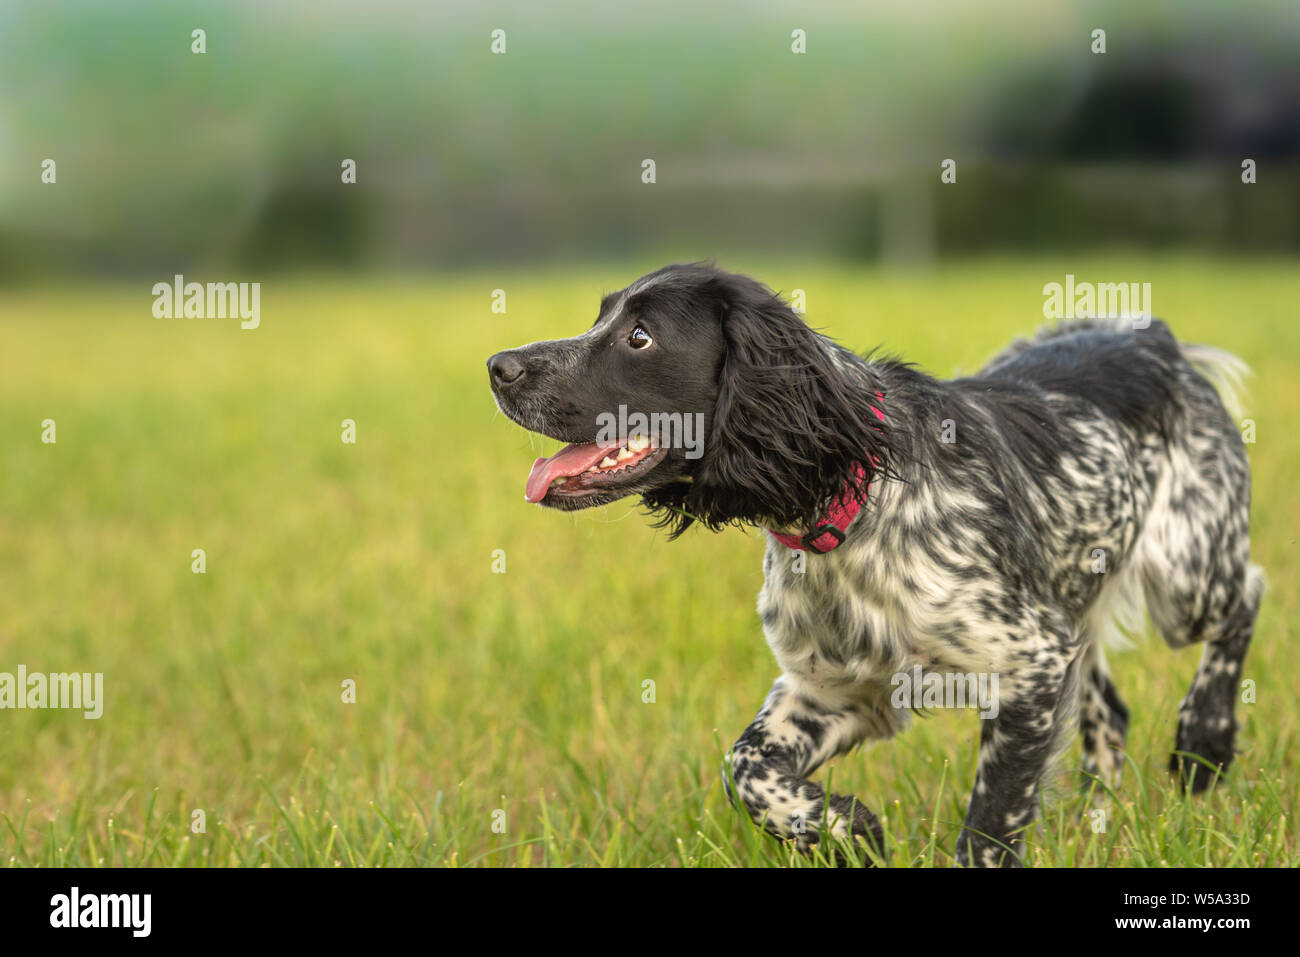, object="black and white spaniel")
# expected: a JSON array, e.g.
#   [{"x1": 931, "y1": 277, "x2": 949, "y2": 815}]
[{"x1": 487, "y1": 262, "x2": 1261, "y2": 867}]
